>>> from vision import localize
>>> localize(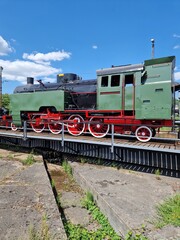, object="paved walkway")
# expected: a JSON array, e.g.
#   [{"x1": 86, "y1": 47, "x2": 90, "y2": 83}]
[
  {"x1": 0, "y1": 149, "x2": 67, "y2": 240},
  {"x1": 70, "y1": 162, "x2": 180, "y2": 239}
]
